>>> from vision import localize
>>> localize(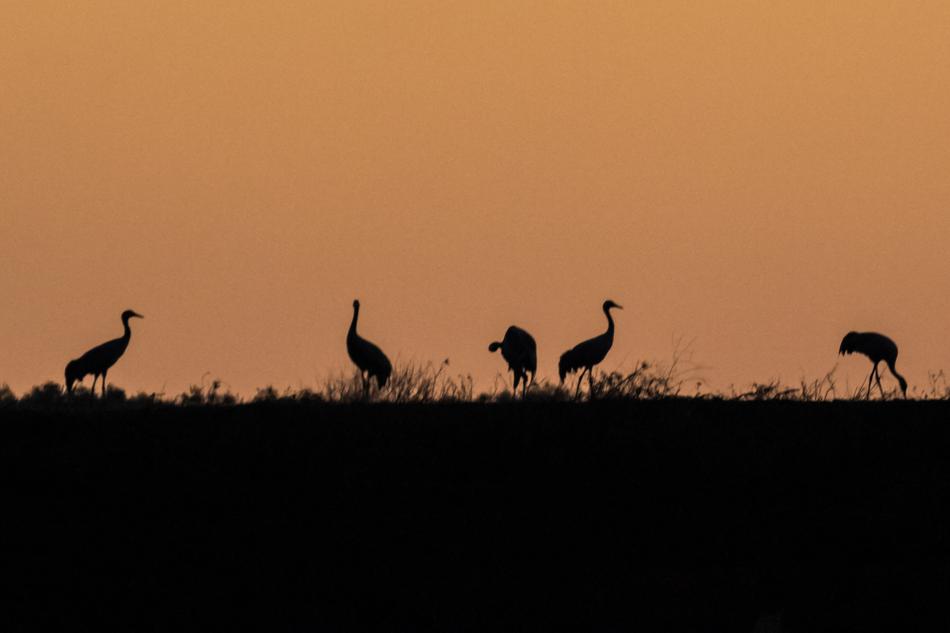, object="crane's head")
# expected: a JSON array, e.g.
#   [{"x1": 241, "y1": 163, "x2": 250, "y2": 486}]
[
  {"x1": 352, "y1": 299, "x2": 360, "y2": 310},
  {"x1": 121, "y1": 310, "x2": 144, "y2": 322},
  {"x1": 65, "y1": 359, "x2": 82, "y2": 394},
  {"x1": 558, "y1": 352, "x2": 573, "y2": 383},
  {"x1": 603, "y1": 300, "x2": 623, "y2": 312},
  {"x1": 838, "y1": 331, "x2": 859, "y2": 355}
]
